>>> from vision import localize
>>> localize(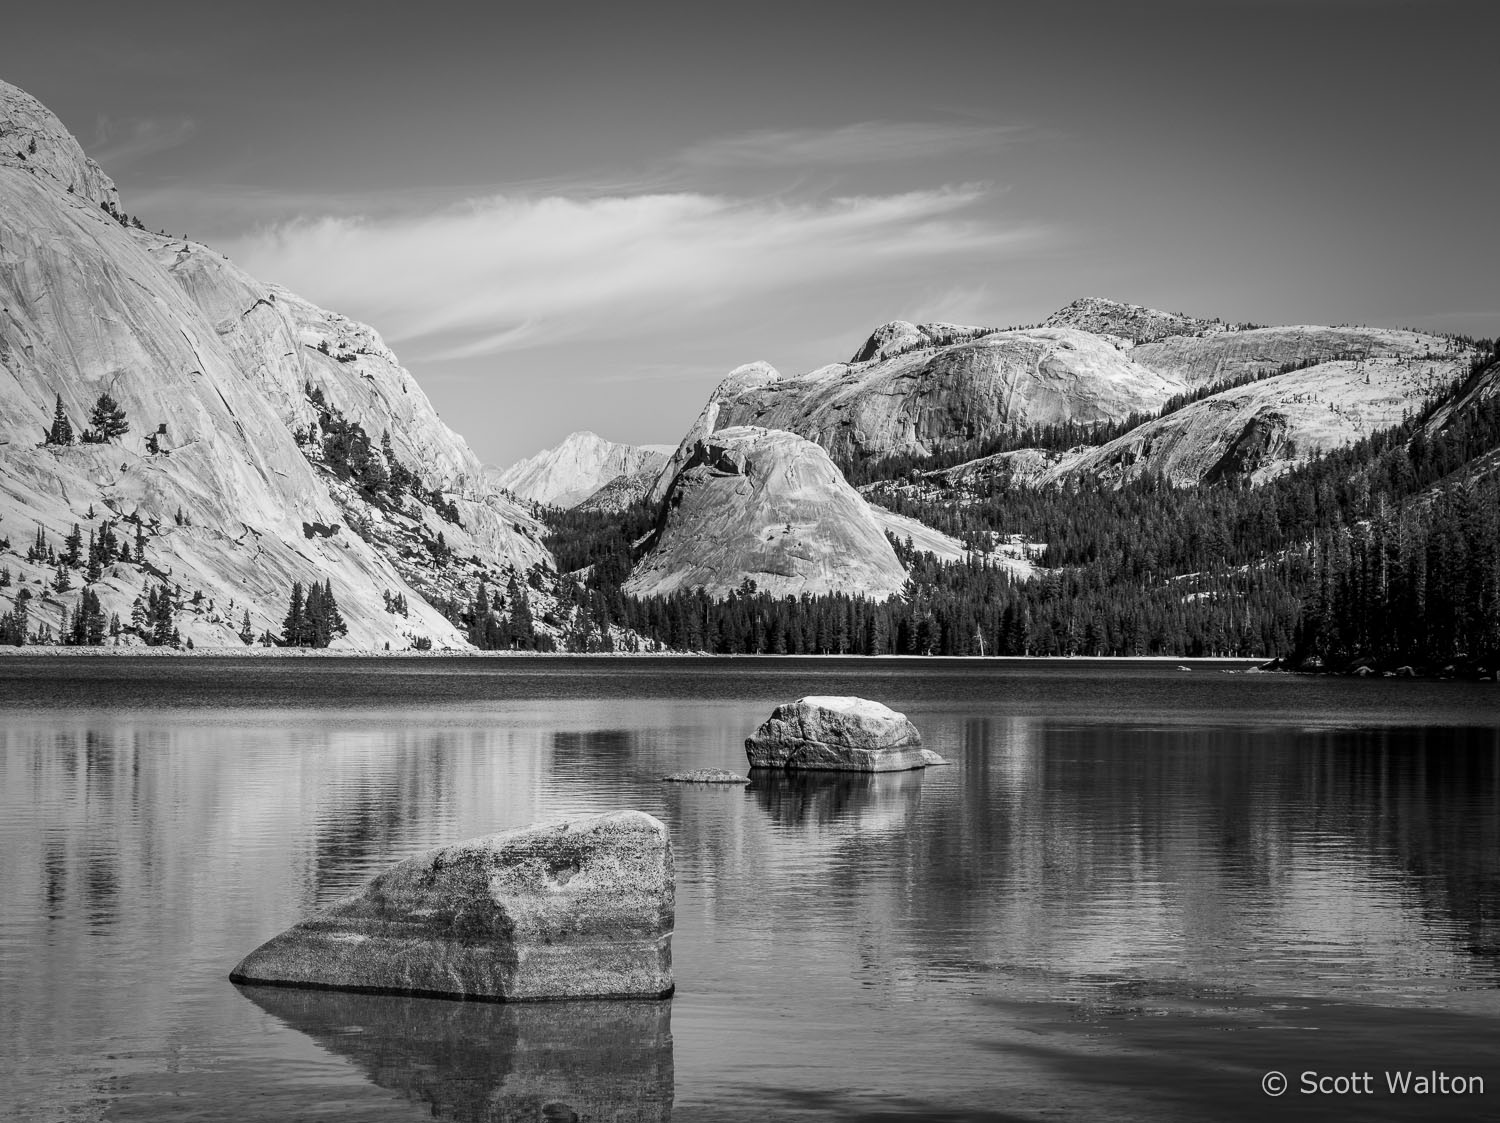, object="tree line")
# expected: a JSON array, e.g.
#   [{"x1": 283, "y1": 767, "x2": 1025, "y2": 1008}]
[{"x1": 528, "y1": 349, "x2": 1500, "y2": 667}]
